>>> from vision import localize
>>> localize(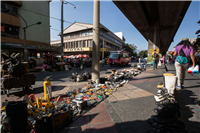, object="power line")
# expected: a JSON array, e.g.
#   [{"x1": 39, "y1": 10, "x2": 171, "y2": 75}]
[
  {"x1": 20, "y1": 8, "x2": 90, "y2": 29},
  {"x1": 50, "y1": 28, "x2": 60, "y2": 31}
]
